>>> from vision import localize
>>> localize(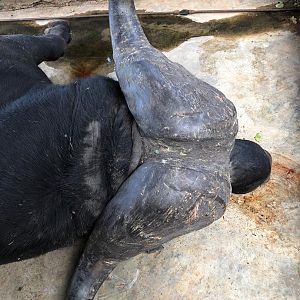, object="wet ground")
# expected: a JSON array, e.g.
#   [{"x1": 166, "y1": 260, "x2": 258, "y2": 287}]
[
  {"x1": 0, "y1": 10, "x2": 298, "y2": 80},
  {"x1": 0, "y1": 4, "x2": 299, "y2": 300}
]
